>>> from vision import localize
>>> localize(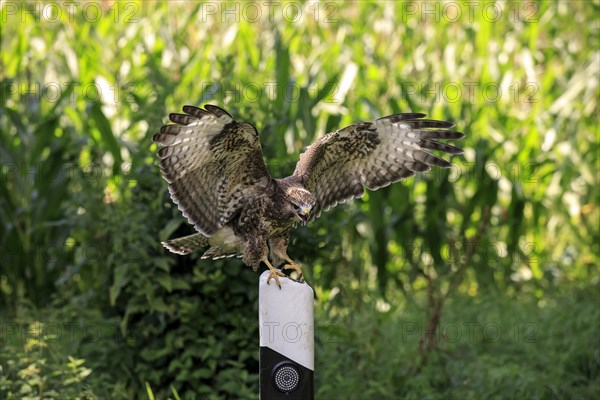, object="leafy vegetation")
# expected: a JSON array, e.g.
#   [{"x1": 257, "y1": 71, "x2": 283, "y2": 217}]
[{"x1": 1, "y1": 1, "x2": 598, "y2": 399}]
